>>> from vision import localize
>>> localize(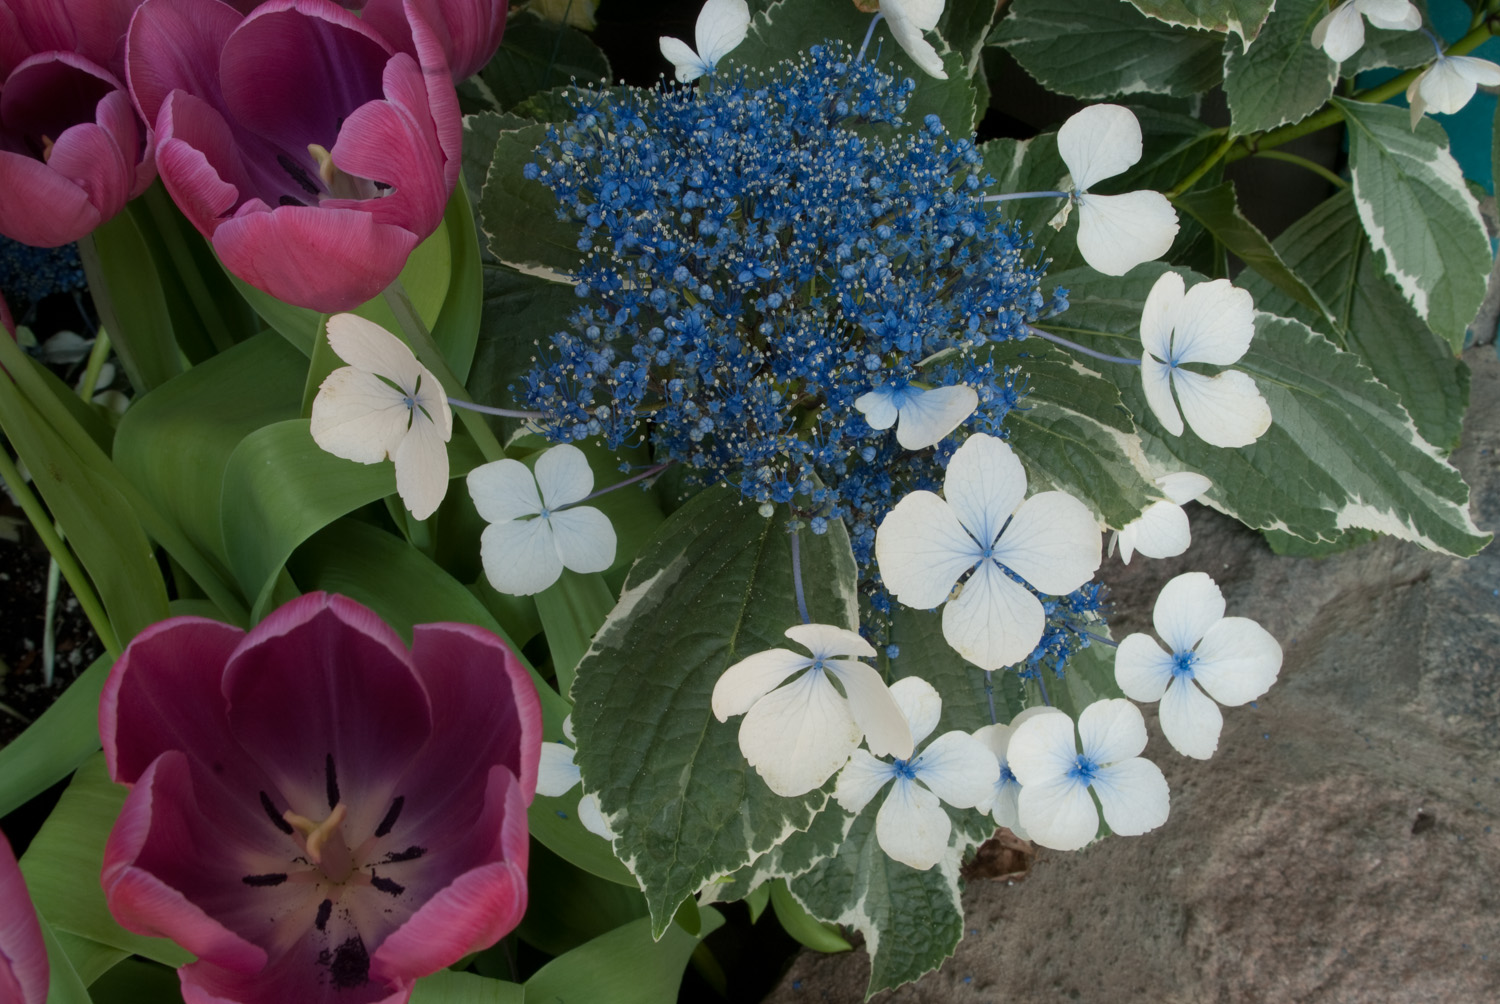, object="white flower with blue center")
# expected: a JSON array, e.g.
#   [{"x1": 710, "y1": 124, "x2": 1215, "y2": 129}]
[
  {"x1": 1139, "y1": 271, "x2": 1271, "y2": 449},
  {"x1": 875, "y1": 434, "x2": 1102, "y2": 671},
  {"x1": 658, "y1": 0, "x2": 750, "y2": 83},
  {"x1": 854, "y1": 381, "x2": 978, "y2": 450},
  {"x1": 1114, "y1": 572, "x2": 1283, "y2": 760},
  {"x1": 712, "y1": 623, "x2": 913, "y2": 798},
  {"x1": 1113, "y1": 472, "x2": 1212, "y2": 565},
  {"x1": 973, "y1": 706, "x2": 1062, "y2": 839},
  {"x1": 467, "y1": 444, "x2": 617, "y2": 595},
  {"x1": 1311, "y1": 0, "x2": 1420, "y2": 62},
  {"x1": 1406, "y1": 53, "x2": 1500, "y2": 127},
  {"x1": 1007, "y1": 698, "x2": 1170, "y2": 851},
  {"x1": 535, "y1": 715, "x2": 613, "y2": 839},
  {"x1": 834, "y1": 677, "x2": 999, "y2": 870}
]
